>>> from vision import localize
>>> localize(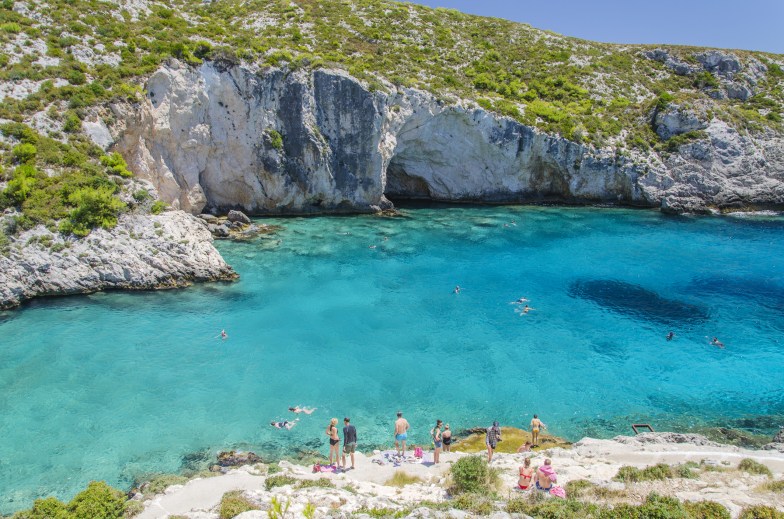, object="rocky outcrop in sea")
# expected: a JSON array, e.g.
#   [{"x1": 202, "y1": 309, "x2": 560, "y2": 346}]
[
  {"x1": 0, "y1": 210, "x2": 236, "y2": 309},
  {"x1": 106, "y1": 59, "x2": 784, "y2": 216}
]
